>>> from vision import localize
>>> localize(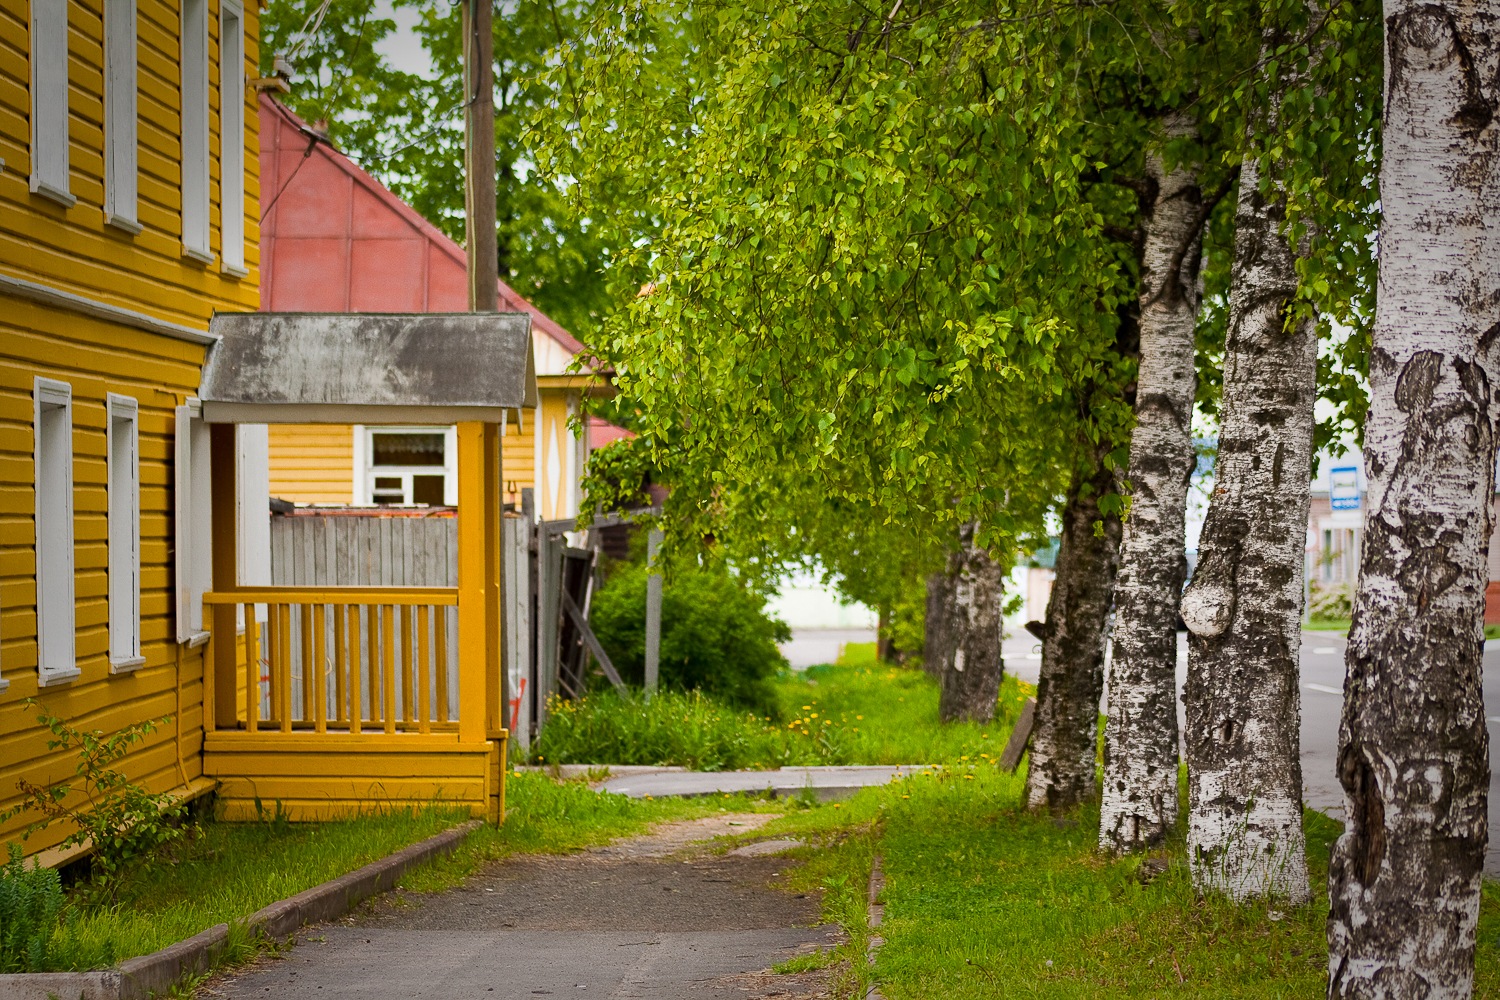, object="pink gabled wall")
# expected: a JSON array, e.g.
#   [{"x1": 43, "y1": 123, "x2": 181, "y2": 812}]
[{"x1": 257, "y1": 94, "x2": 585, "y2": 356}]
